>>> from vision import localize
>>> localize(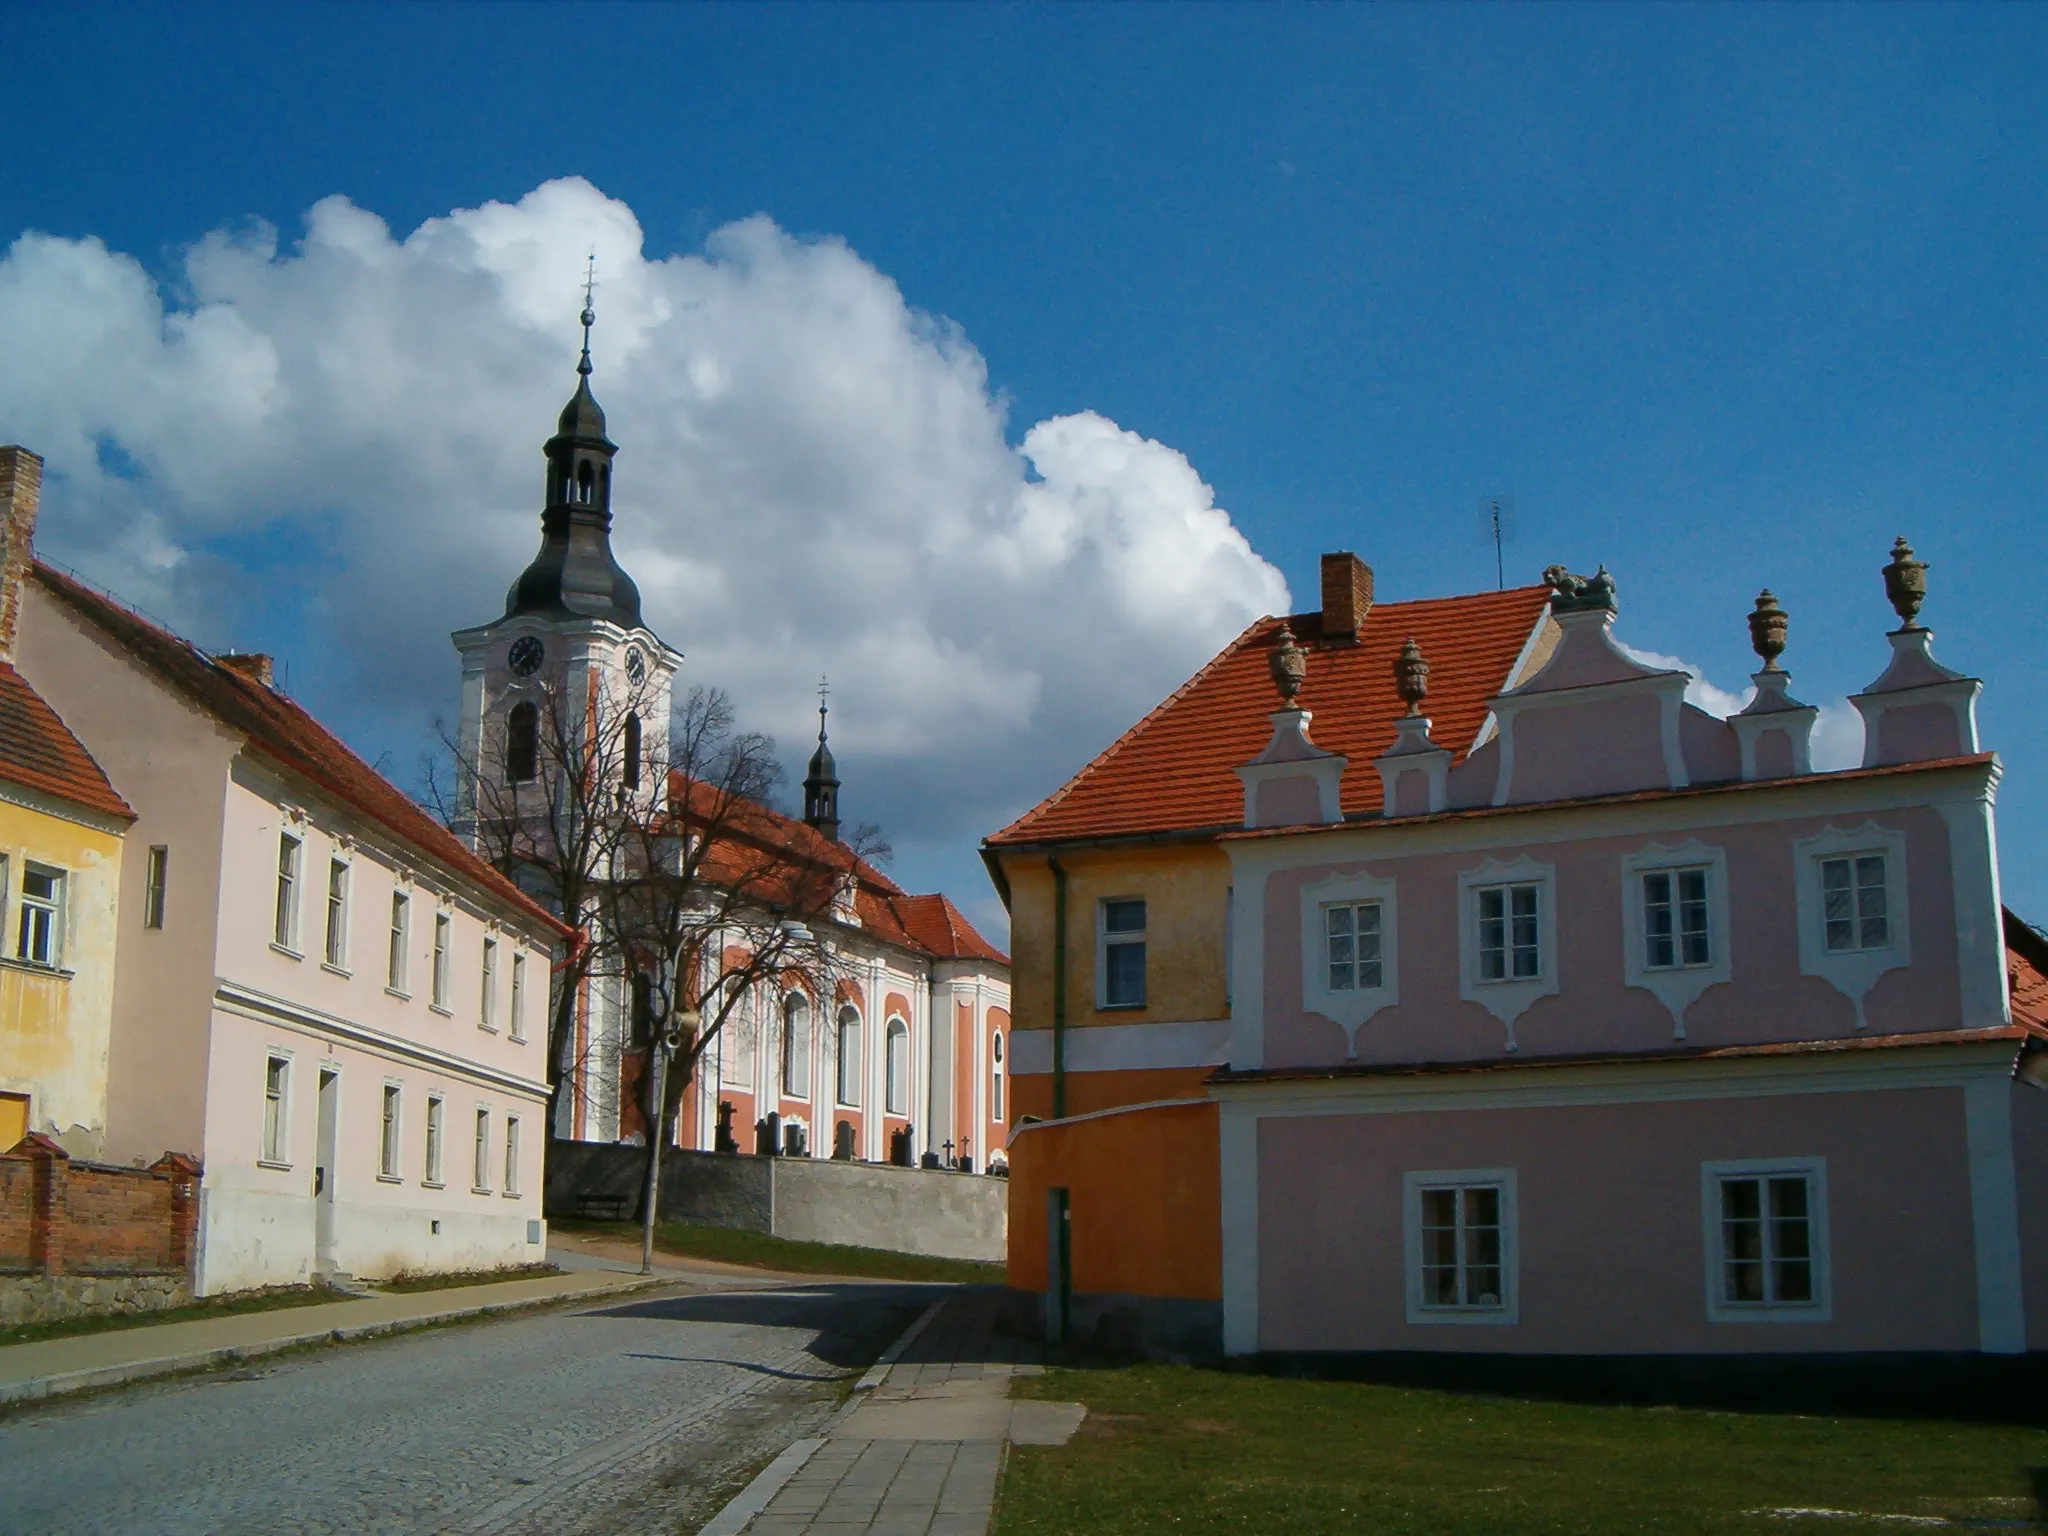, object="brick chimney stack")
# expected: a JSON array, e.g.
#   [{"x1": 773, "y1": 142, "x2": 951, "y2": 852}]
[
  {"x1": 0, "y1": 446, "x2": 44, "y2": 664},
  {"x1": 217, "y1": 653, "x2": 276, "y2": 689},
  {"x1": 1320, "y1": 551, "x2": 1374, "y2": 644}
]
